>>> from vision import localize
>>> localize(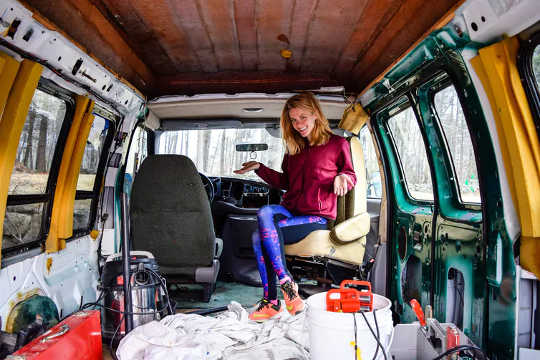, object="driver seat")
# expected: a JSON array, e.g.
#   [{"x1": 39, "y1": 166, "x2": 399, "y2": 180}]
[{"x1": 130, "y1": 154, "x2": 221, "y2": 301}]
